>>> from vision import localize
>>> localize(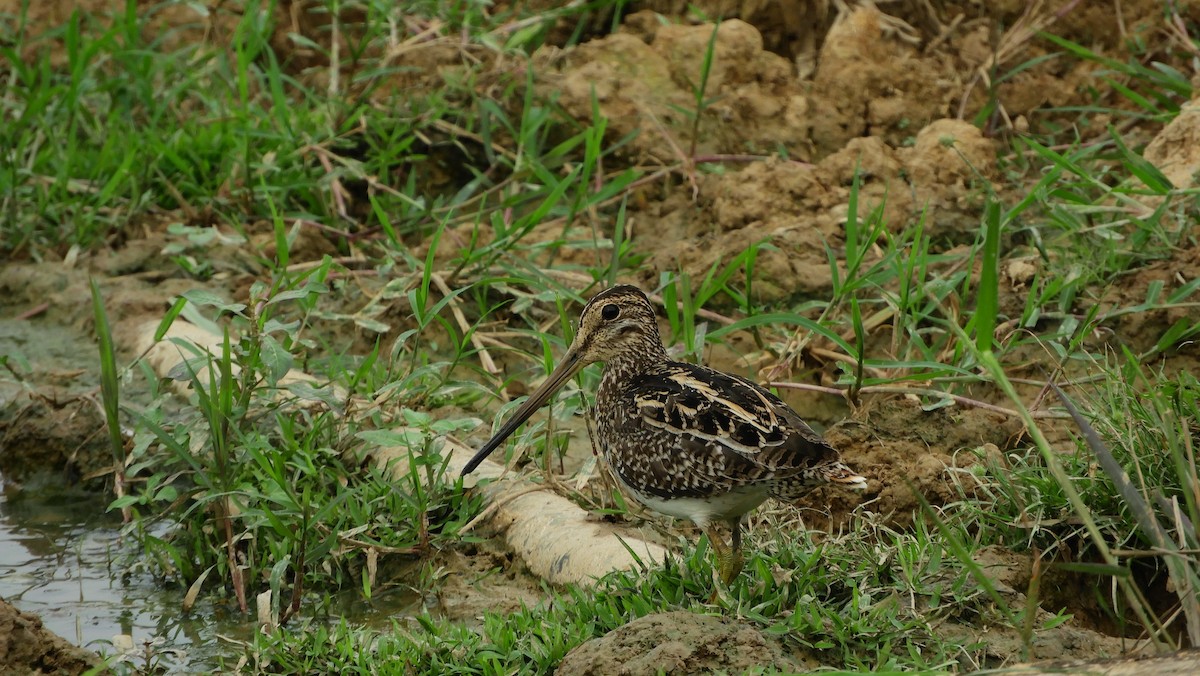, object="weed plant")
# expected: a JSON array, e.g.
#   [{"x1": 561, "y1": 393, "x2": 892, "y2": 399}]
[{"x1": 99, "y1": 257, "x2": 485, "y2": 621}]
